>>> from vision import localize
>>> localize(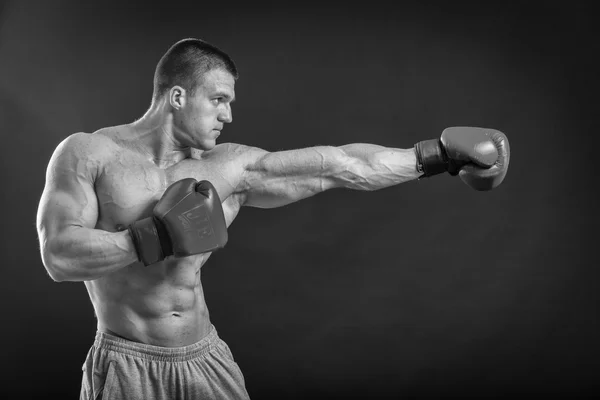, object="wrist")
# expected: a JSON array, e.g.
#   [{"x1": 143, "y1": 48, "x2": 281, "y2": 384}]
[
  {"x1": 414, "y1": 139, "x2": 448, "y2": 177},
  {"x1": 414, "y1": 147, "x2": 424, "y2": 175},
  {"x1": 128, "y1": 217, "x2": 166, "y2": 266}
]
